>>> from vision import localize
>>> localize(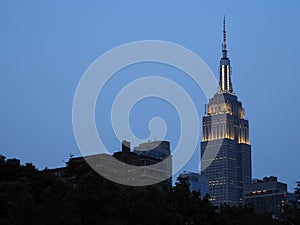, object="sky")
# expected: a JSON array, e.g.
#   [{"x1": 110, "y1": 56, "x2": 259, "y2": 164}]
[{"x1": 0, "y1": 0, "x2": 299, "y2": 192}]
